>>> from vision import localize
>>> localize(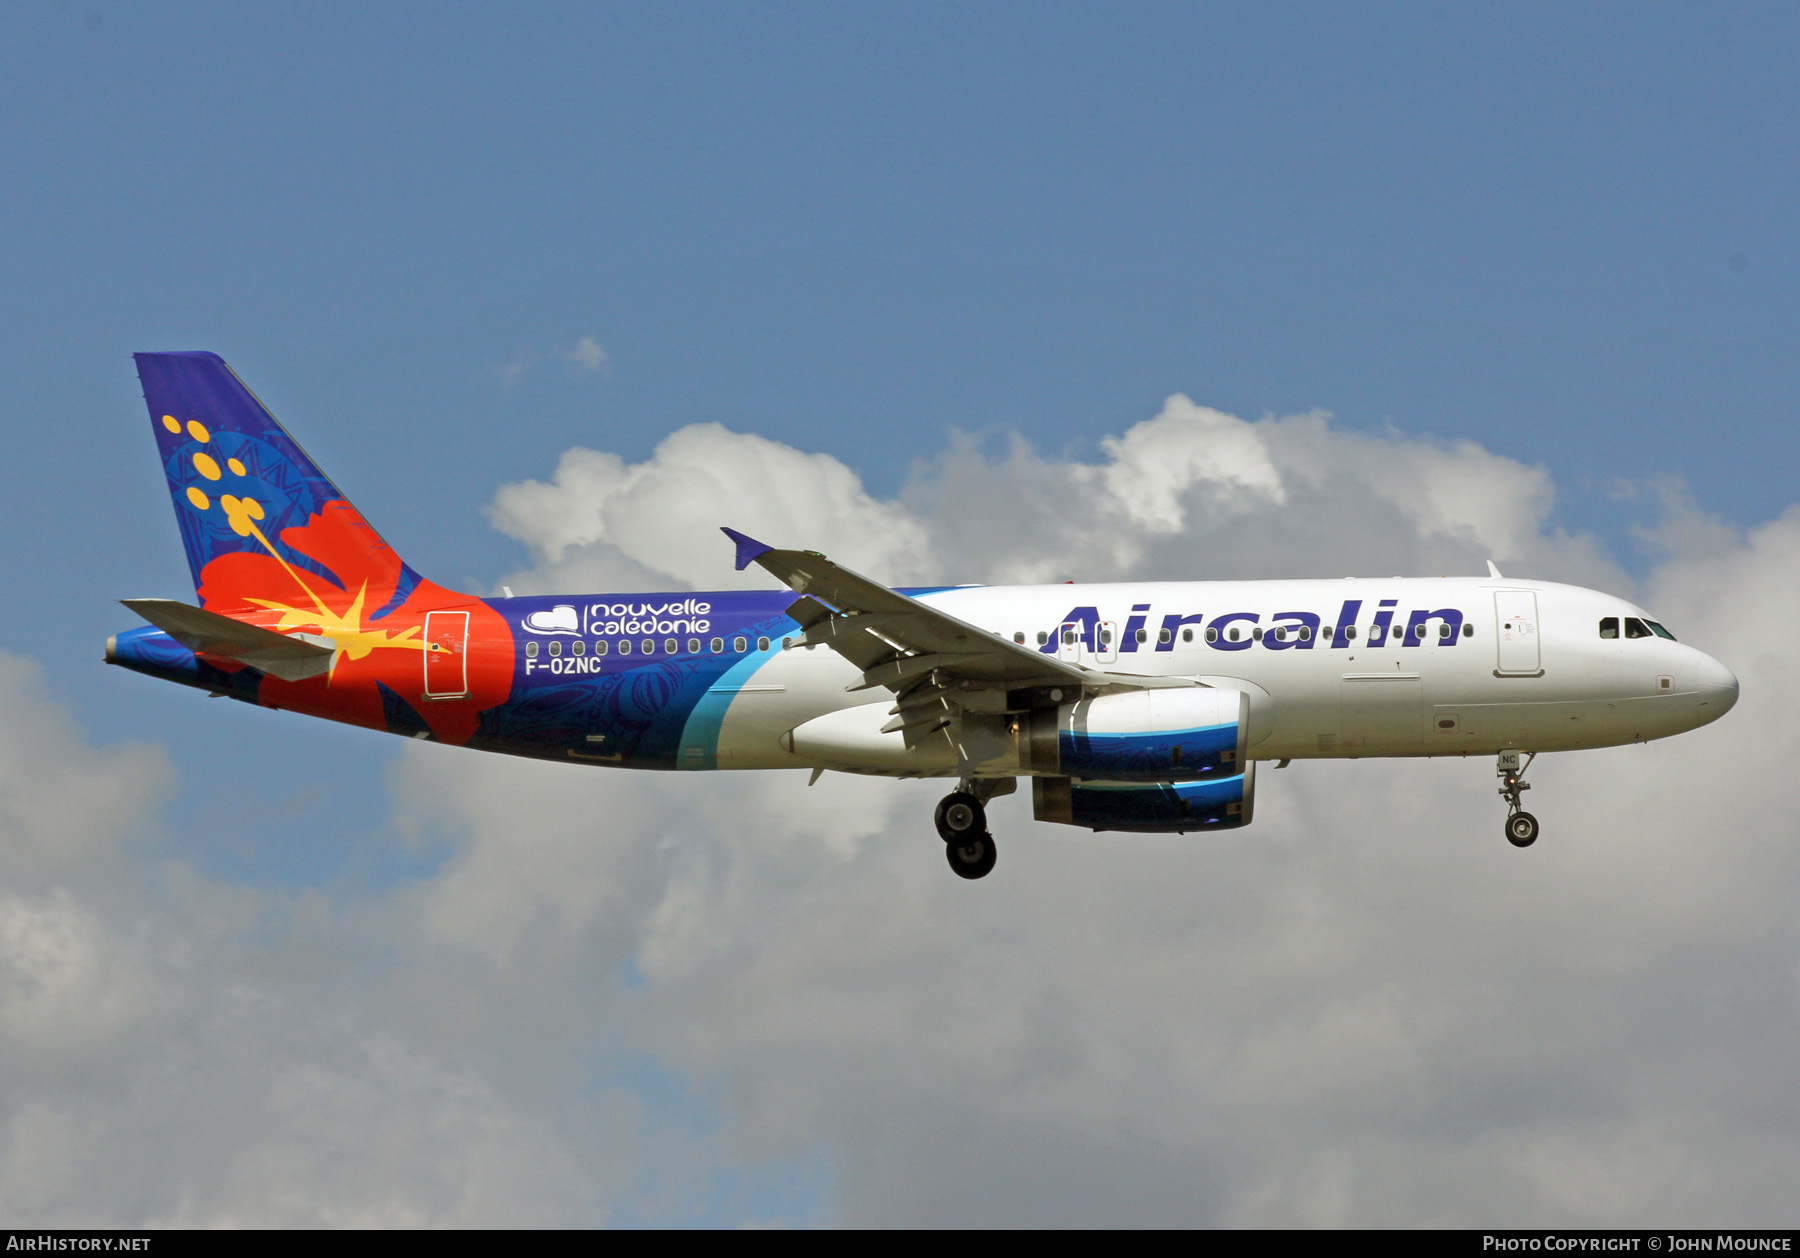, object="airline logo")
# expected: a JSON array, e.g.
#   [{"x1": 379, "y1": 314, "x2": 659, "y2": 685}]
[
  {"x1": 521, "y1": 605, "x2": 581, "y2": 635},
  {"x1": 1042, "y1": 599, "x2": 1471, "y2": 652},
  {"x1": 518, "y1": 598, "x2": 715, "y2": 638}
]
